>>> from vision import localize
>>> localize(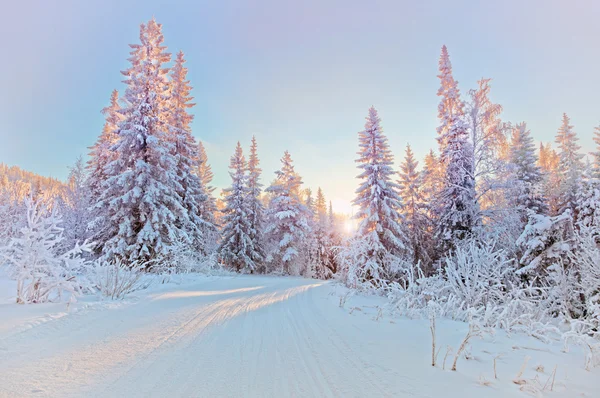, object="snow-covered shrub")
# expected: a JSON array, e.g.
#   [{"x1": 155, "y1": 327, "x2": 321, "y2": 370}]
[
  {"x1": 558, "y1": 226, "x2": 600, "y2": 366},
  {"x1": 443, "y1": 239, "x2": 512, "y2": 311},
  {"x1": 336, "y1": 235, "x2": 408, "y2": 293},
  {"x1": 2, "y1": 198, "x2": 92, "y2": 304},
  {"x1": 563, "y1": 319, "x2": 600, "y2": 370},
  {"x1": 90, "y1": 259, "x2": 149, "y2": 300},
  {"x1": 571, "y1": 227, "x2": 600, "y2": 329},
  {"x1": 387, "y1": 239, "x2": 559, "y2": 340}
]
